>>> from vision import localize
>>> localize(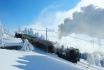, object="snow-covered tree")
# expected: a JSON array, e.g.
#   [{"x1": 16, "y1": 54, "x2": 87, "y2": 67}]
[
  {"x1": 87, "y1": 54, "x2": 95, "y2": 65},
  {"x1": 21, "y1": 39, "x2": 34, "y2": 51},
  {"x1": 81, "y1": 52, "x2": 88, "y2": 60},
  {"x1": 0, "y1": 21, "x2": 5, "y2": 47},
  {"x1": 0, "y1": 37, "x2": 4, "y2": 48},
  {"x1": 40, "y1": 34, "x2": 45, "y2": 40},
  {"x1": 23, "y1": 27, "x2": 28, "y2": 34},
  {"x1": 82, "y1": 52, "x2": 104, "y2": 67},
  {"x1": 22, "y1": 28, "x2": 34, "y2": 36},
  {"x1": 101, "y1": 60, "x2": 104, "y2": 67},
  {"x1": 4, "y1": 29, "x2": 9, "y2": 35},
  {"x1": 29, "y1": 28, "x2": 34, "y2": 36},
  {"x1": 0, "y1": 21, "x2": 12, "y2": 38},
  {"x1": 18, "y1": 26, "x2": 22, "y2": 33},
  {"x1": 28, "y1": 29, "x2": 30, "y2": 35},
  {"x1": 0, "y1": 21, "x2": 4, "y2": 37},
  {"x1": 95, "y1": 56, "x2": 101, "y2": 67},
  {"x1": 34, "y1": 32, "x2": 39, "y2": 37}
]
